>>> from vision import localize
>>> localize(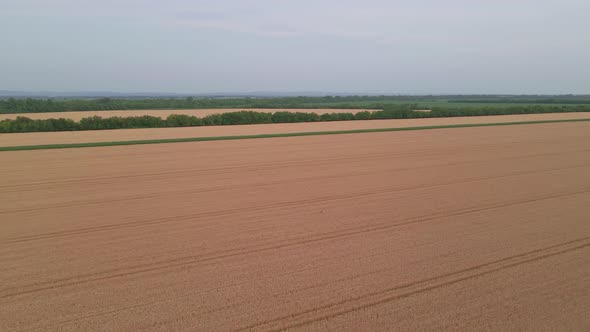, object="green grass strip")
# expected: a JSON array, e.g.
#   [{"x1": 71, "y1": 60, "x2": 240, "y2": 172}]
[{"x1": 2, "y1": 118, "x2": 589, "y2": 152}]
